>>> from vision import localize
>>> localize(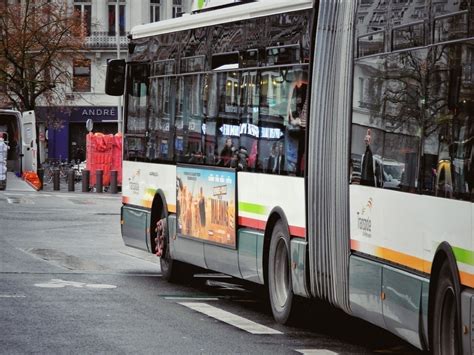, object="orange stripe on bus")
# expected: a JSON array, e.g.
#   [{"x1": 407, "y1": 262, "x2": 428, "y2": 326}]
[
  {"x1": 351, "y1": 239, "x2": 474, "y2": 288},
  {"x1": 381, "y1": 247, "x2": 427, "y2": 273},
  {"x1": 142, "y1": 200, "x2": 152, "y2": 208},
  {"x1": 352, "y1": 239, "x2": 427, "y2": 273},
  {"x1": 460, "y1": 271, "x2": 474, "y2": 288},
  {"x1": 167, "y1": 204, "x2": 176, "y2": 213}
]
